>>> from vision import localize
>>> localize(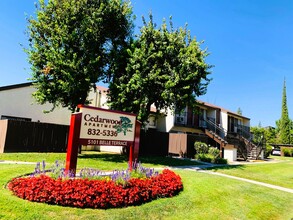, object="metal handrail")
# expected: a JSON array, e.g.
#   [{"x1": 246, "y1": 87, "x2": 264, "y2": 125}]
[
  {"x1": 204, "y1": 118, "x2": 264, "y2": 159},
  {"x1": 203, "y1": 118, "x2": 226, "y2": 139}
]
